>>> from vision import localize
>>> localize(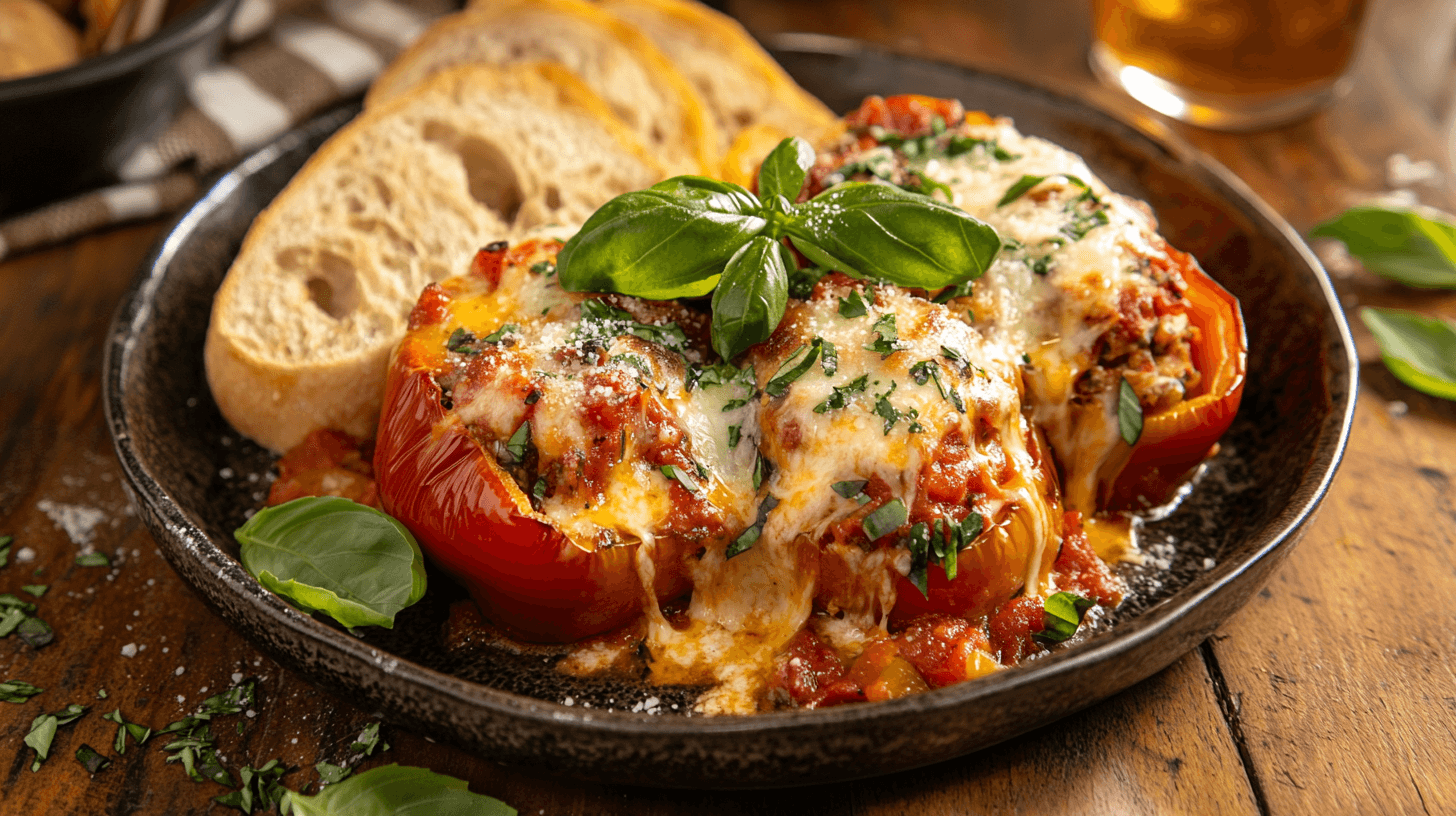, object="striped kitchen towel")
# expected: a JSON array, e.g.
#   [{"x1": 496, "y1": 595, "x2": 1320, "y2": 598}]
[{"x1": 0, "y1": 0, "x2": 454, "y2": 261}]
